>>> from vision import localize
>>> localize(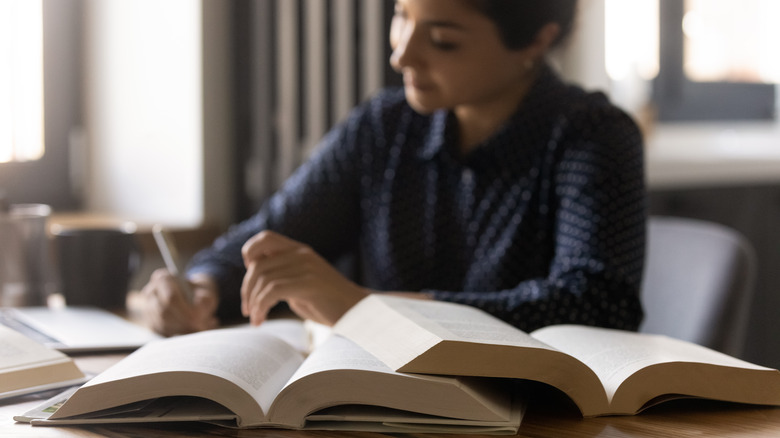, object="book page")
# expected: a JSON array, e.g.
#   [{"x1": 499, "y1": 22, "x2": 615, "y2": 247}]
[
  {"x1": 267, "y1": 334, "x2": 513, "y2": 426},
  {"x1": 288, "y1": 333, "x2": 400, "y2": 379},
  {"x1": 334, "y1": 295, "x2": 609, "y2": 417},
  {"x1": 258, "y1": 318, "x2": 311, "y2": 354},
  {"x1": 51, "y1": 324, "x2": 305, "y2": 425},
  {"x1": 306, "y1": 403, "x2": 523, "y2": 434},
  {"x1": 334, "y1": 295, "x2": 554, "y2": 371},
  {"x1": 0, "y1": 325, "x2": 84, "y2": 394},
  {"x1": 392, "y1": 297, "x2": 552, "y2": 348},
  {"x1": 0, "y1": 325, "x2": 70, "y2": 370},
  {"x1": 531, "y1": 325, "x2": 772, "y2": 404},
  {"x1": 91, "y1": 326, "x2": 302, "y2": 410}
]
